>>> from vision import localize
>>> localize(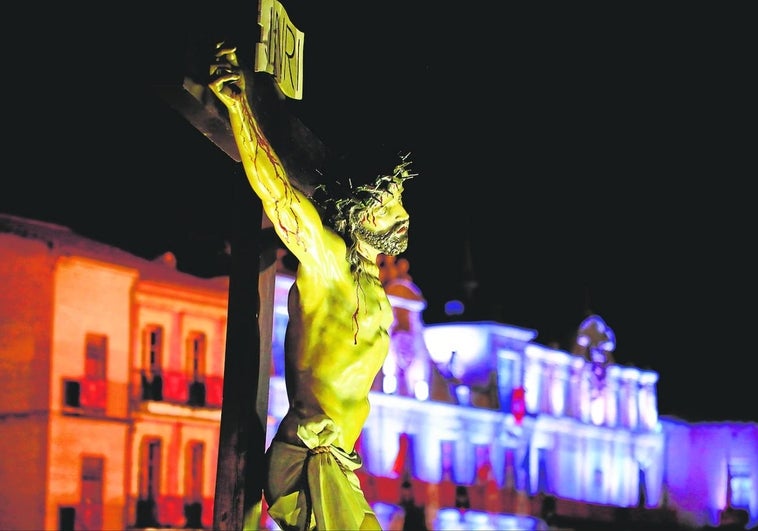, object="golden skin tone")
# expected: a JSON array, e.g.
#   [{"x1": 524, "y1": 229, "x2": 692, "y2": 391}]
[{"x1": 209, "y1": 44, "x2": 410, "y2": 530}]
